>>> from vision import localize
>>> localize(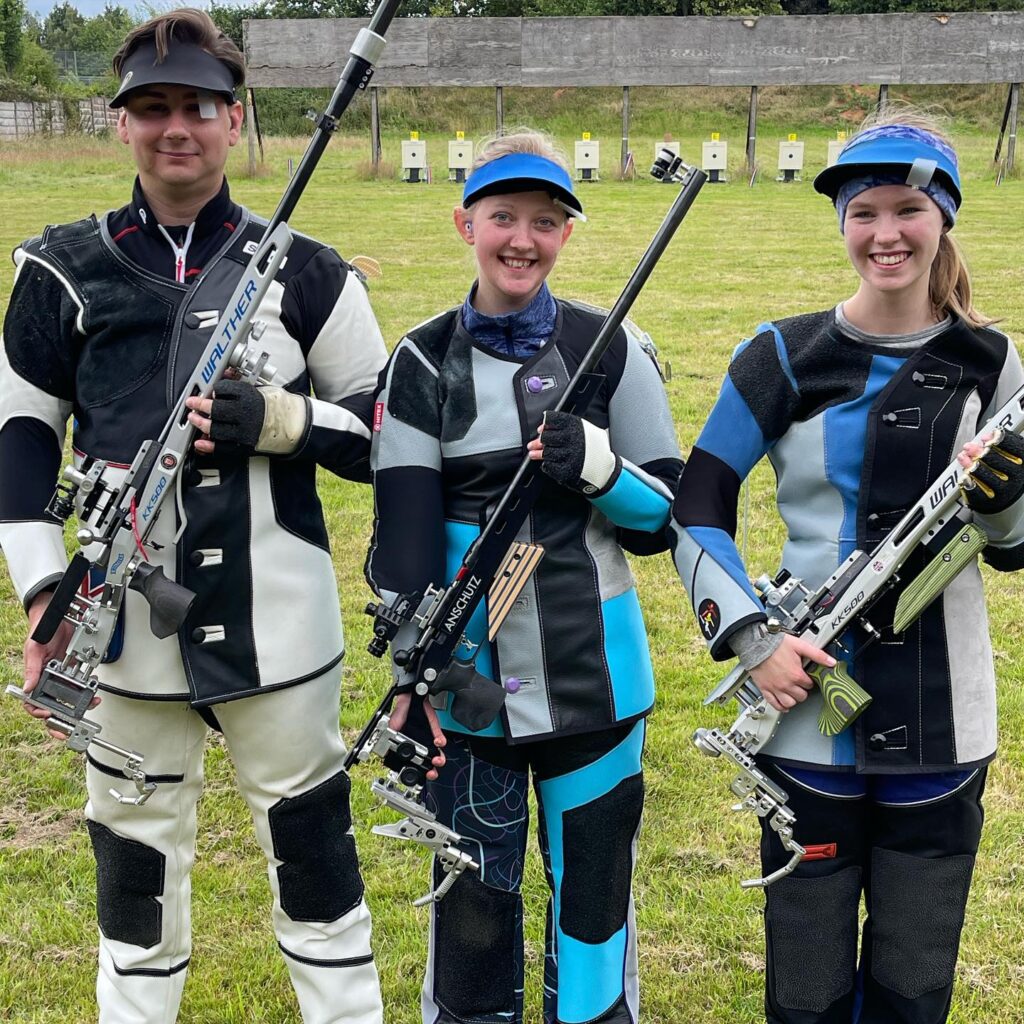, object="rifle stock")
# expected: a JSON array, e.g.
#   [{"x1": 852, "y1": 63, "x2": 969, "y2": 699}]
[{"x1": 699, "y1": 384, "x2": 1024, "y2": 887}]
